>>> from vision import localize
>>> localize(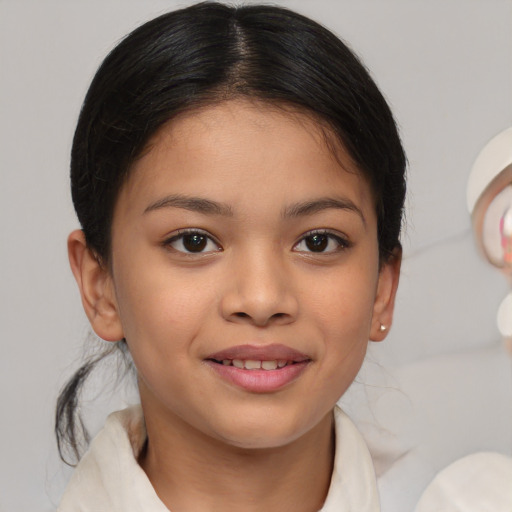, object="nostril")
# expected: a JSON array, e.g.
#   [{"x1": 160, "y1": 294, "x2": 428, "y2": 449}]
[{"x1": 234, "y1": 312, "x2": 287, "y2": 320}]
